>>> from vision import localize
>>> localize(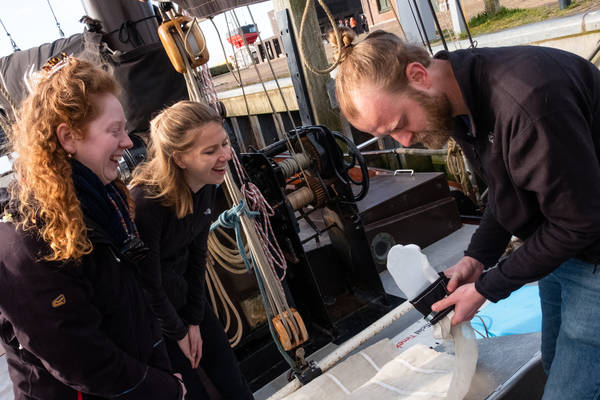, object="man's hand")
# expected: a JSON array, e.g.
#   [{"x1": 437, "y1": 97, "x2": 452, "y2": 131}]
[
  {"x1": 187, "y1": 325, "x2": 203, "y2": 369},
  {"x1": 444, "y1": 256, "x2": 484, "y2": 293},
  {"x1": 432, "y1": 283, "x2": 486, "y2": 325}
]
